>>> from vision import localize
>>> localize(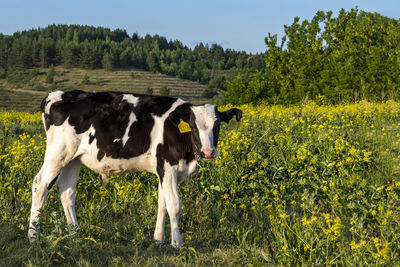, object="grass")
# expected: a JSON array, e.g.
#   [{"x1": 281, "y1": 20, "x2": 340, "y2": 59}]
[
  {"x1": 0, "y1": 67, "x2": 210, "y2": 112},
  {"x1": 0, "y1": 101, "x2": 400, "y2": 265}
]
